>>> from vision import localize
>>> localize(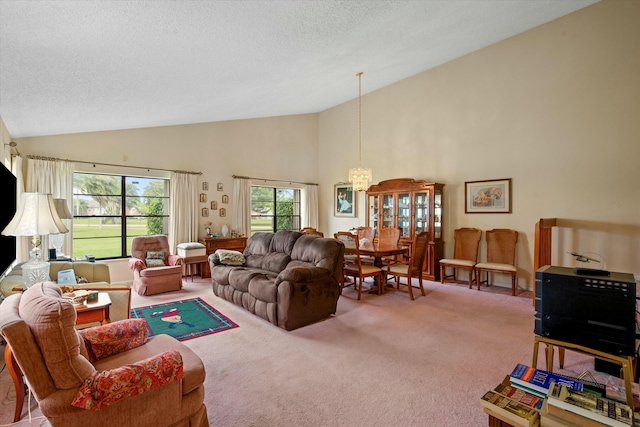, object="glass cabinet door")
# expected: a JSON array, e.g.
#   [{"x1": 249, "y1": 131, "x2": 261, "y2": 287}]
[
  {"x1": 434, "y1": 189, "x2": 442, "y2": 239},
  {"x1": 382, "y1": 194, "x2": 395, "y2": 229},
  {"x1": 397, "y1": 193, "x2": 411, "y2": 237},
  {"x1": 413, "y1": 191, "x2": 429, "y2": 236},
  {"x1": 368, "y1": 195, "x2": 379, "y2": 229}
]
